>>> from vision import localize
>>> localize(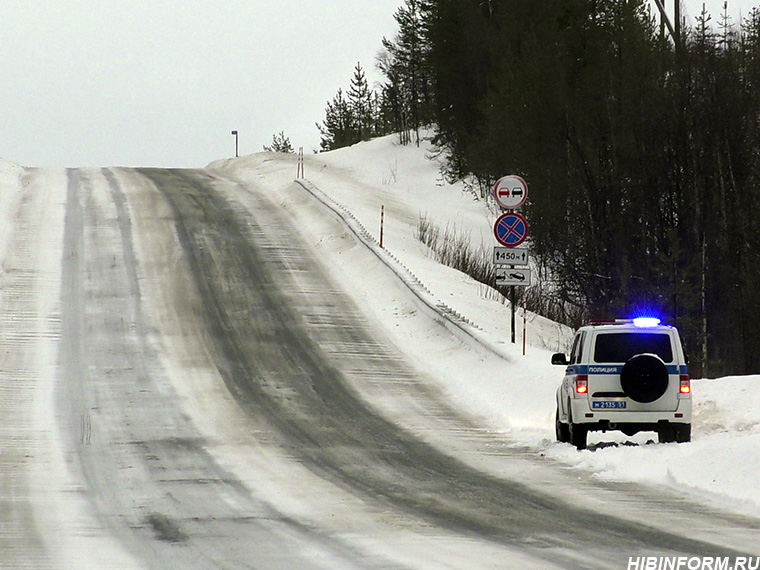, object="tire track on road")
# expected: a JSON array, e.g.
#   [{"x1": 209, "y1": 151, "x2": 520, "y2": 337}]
[{"x1": 0, "y1": 173, "x2": 57, "y2": 568}]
